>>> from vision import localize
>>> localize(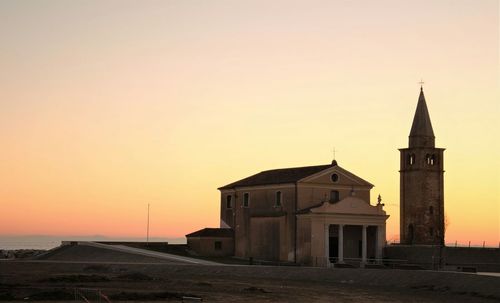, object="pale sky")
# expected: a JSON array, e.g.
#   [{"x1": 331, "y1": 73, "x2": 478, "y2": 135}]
[{"x1": 0, "y1": 0, "x2": 498, "y2": 245}]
